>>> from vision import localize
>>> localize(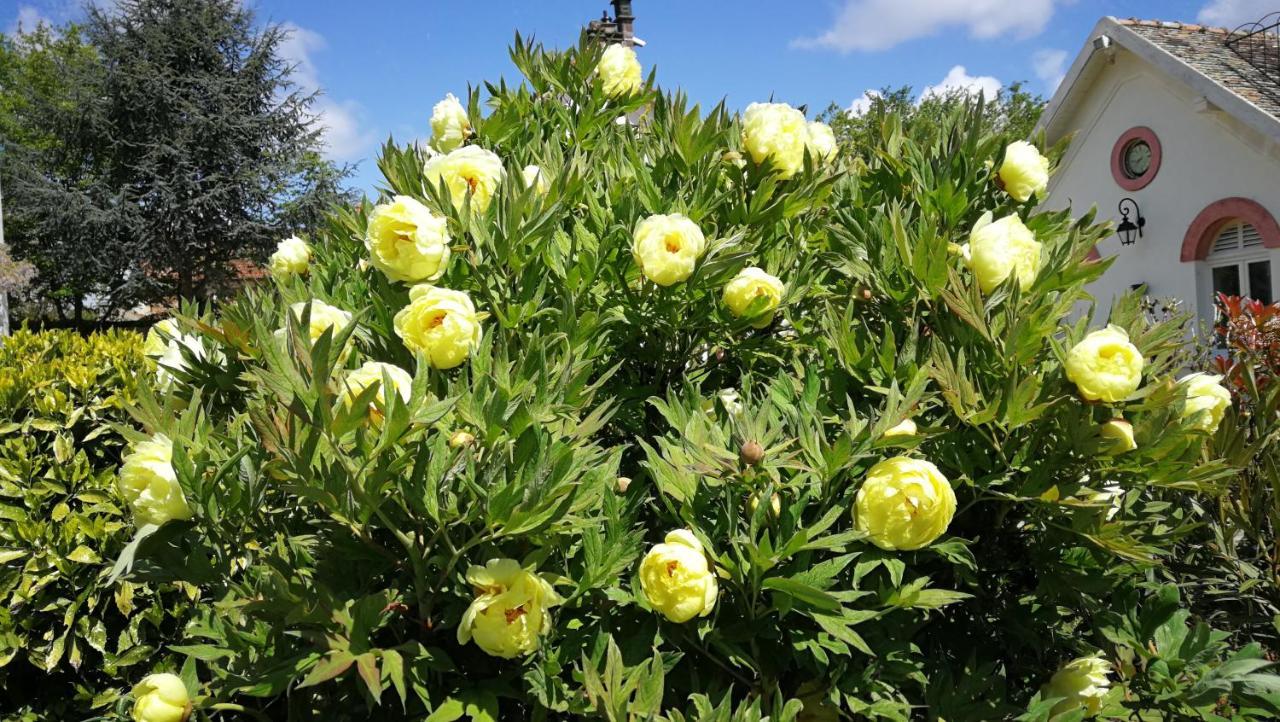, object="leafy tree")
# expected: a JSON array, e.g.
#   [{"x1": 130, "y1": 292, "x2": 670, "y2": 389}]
[
  {"x1": 0, "y1": 1, "x2": 353, "y2": 322},
  {"x1": 0, "y1": 24, "x2": 136, "y2": 322},
  {"x1": 819, "y1": 82, "x2": 1046, "y2": 159}
]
